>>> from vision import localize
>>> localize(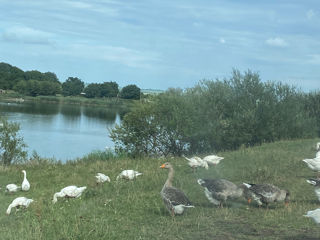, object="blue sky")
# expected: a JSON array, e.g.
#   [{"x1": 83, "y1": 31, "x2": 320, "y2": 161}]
[{"x1": 0, "y1": 0, "x2": 319, "y2": 91}]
